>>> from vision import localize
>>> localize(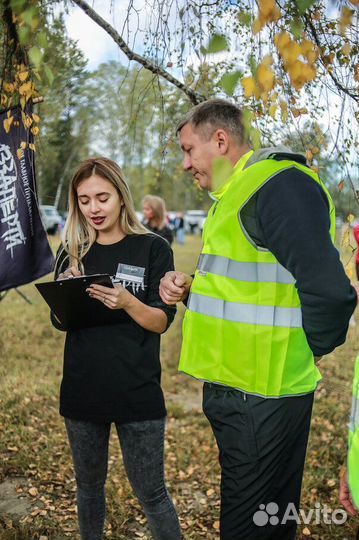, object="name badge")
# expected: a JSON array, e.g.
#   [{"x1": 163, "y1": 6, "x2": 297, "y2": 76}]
[{"x1": 114, "y1": 263, "x2": 145, "y2": 293}]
